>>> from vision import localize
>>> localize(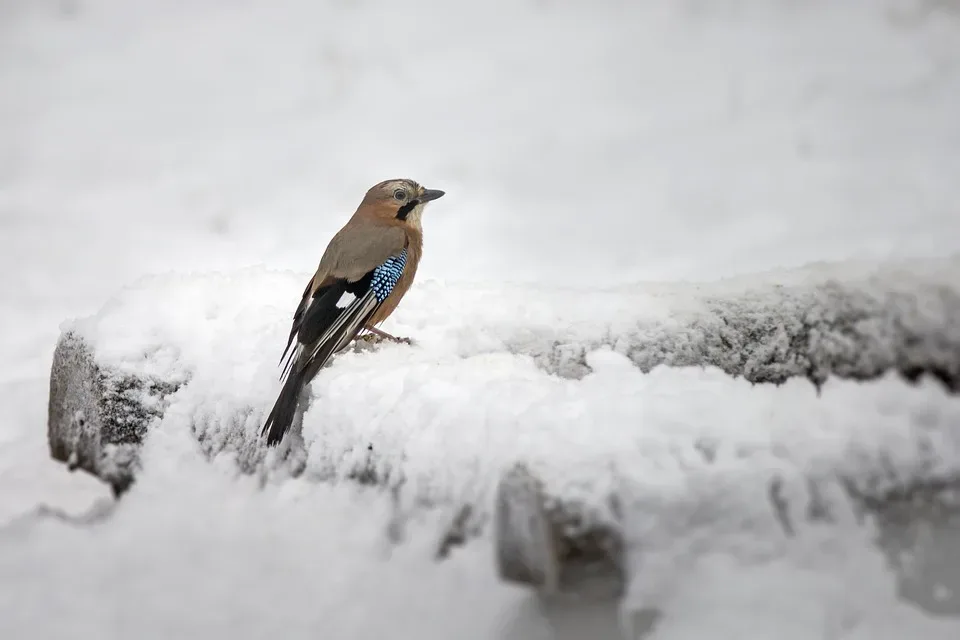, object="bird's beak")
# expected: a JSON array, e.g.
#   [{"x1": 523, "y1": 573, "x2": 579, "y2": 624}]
[{"x1": 418, "y1": 188, "x2": 445, "y2": 203}]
